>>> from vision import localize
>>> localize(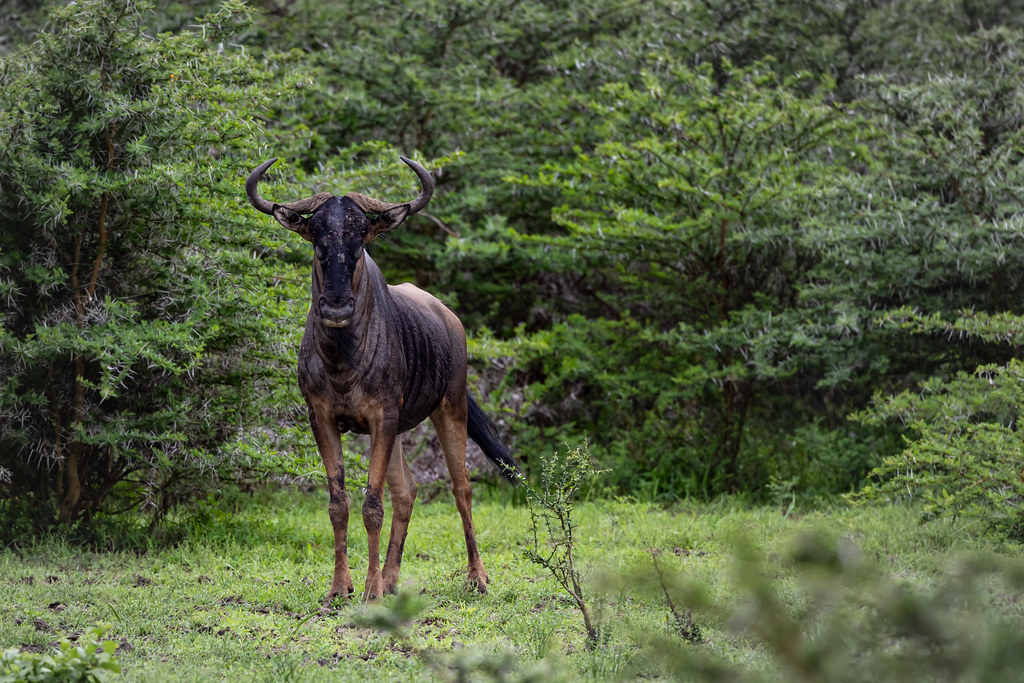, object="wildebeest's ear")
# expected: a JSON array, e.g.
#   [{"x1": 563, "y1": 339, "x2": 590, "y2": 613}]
[
  {"x1": 273, "y1": 206, "x2": 312, "y2": 241},
  {"x1": 367, "y1": 205, "x2": 410, "y2": 240}
]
